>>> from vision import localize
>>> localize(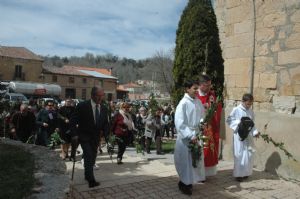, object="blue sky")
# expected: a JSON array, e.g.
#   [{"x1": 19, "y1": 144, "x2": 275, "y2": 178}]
[{"x1": 0, "y1": 0, "x2": 188, "y2": 59}]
